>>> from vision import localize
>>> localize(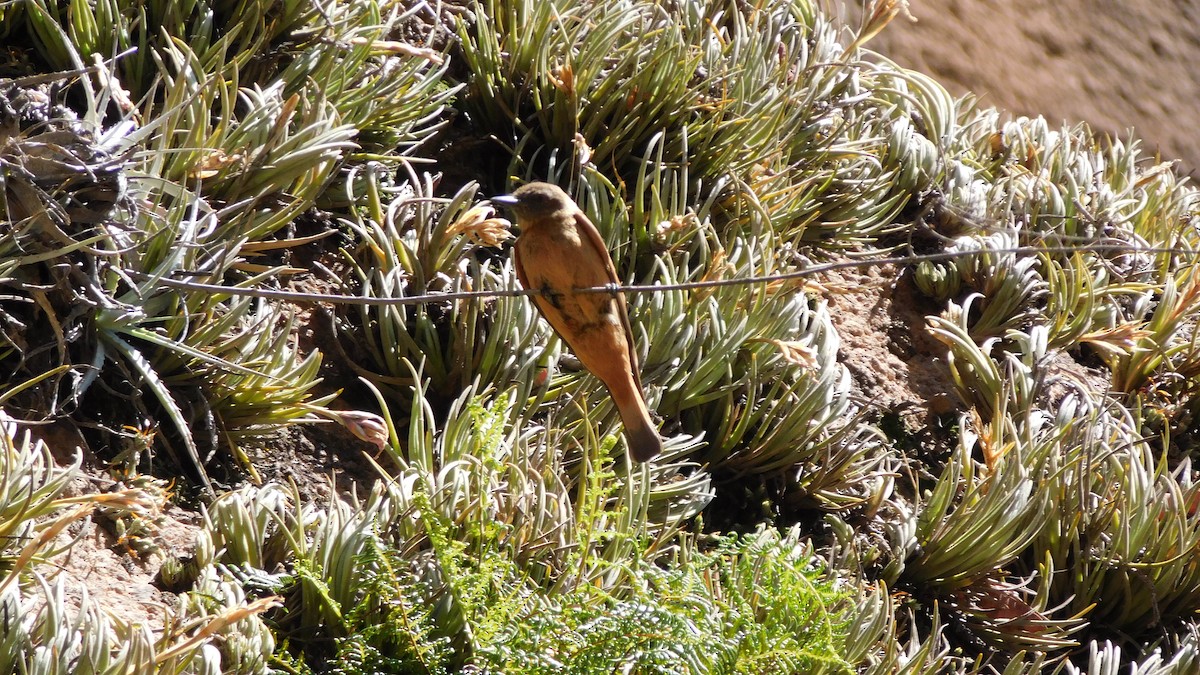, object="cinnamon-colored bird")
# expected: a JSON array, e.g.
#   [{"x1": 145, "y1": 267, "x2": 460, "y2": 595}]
[{"x1": 493, "y1": 182, "x2": 662, "y2": 462}]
